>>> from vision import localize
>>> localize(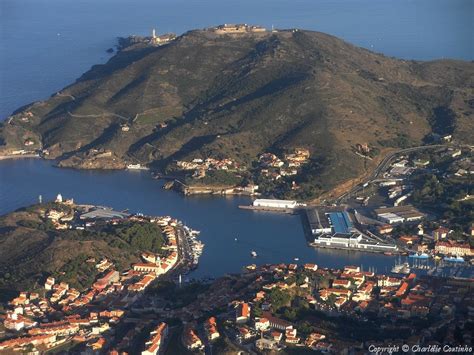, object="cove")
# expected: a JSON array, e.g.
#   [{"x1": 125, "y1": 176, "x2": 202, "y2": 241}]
[{"x1": 0, "y1": 158, "x2": 397, "y2": 278}]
